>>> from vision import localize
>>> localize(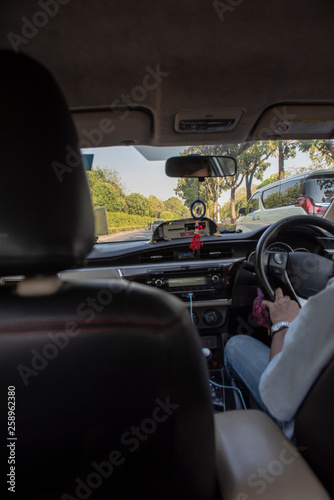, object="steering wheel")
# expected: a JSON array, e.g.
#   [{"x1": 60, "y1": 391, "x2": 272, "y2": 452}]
[{"x1": 255, "y1": 215, "x2": 334, "y2": 305}]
